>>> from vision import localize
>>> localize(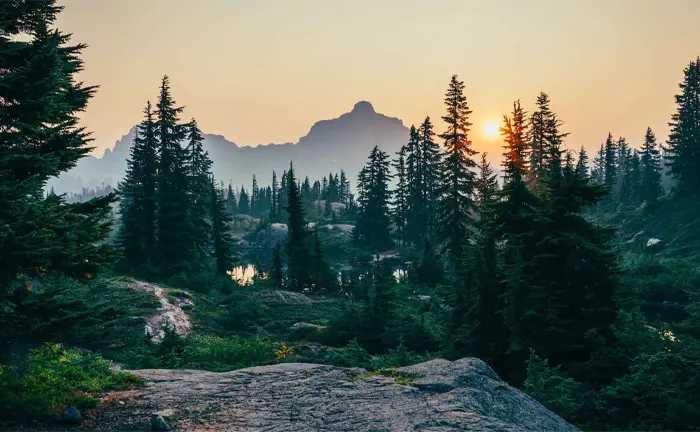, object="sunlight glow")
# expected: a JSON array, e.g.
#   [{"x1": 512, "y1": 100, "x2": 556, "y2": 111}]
[{"x1": 483, "y1": 121, "x2": 500, "y2": 138}]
